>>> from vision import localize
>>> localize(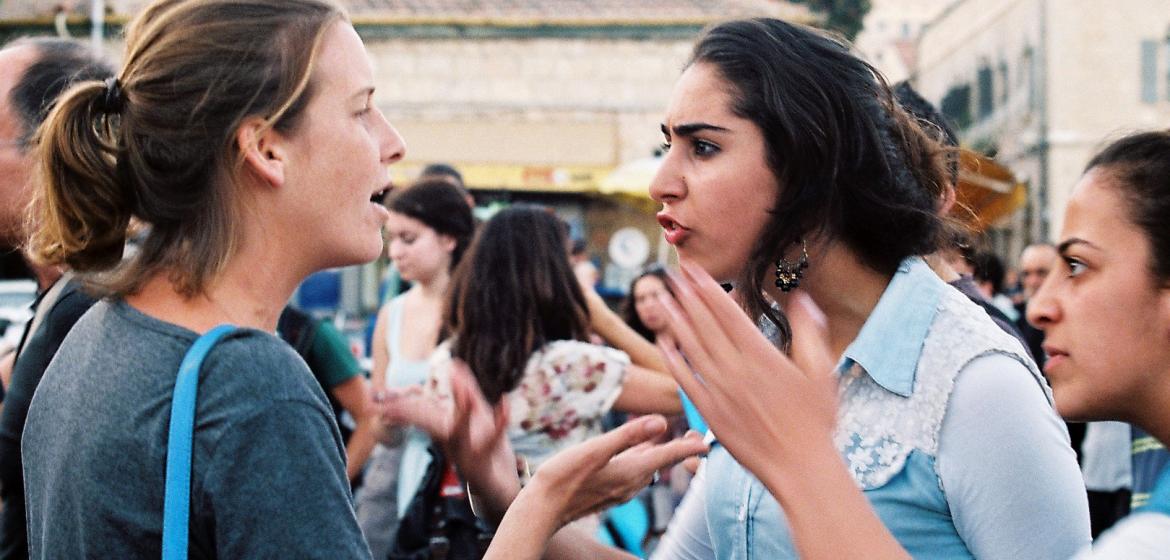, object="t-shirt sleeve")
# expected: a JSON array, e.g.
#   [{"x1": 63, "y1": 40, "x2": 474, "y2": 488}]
[
  {"x1": 307, "y1": 320, "x2": 362, "y2": 390},
  {"x1": 937, "y1": 352, "x2": 1091, "y2": 559},
  {"x1": 510, "y1": 340, "x2": 629, "y2": 437},
  {"x1": 198, "y1": 399, "x2": 370, "y2": 559}
]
